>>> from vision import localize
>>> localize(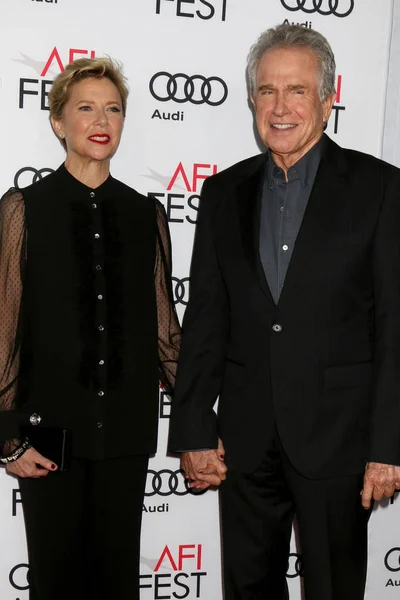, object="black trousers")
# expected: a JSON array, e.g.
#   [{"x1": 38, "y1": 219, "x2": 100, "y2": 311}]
[
  {"x1": 220, "y1": 435, "x2": 370, "y2": 600},
  {"x1": 19, "y1": 454, "x2": 148, "y2": 600}
]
